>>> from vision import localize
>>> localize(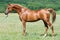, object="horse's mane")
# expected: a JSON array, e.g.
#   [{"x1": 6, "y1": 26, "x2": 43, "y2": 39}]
[{"x1": 13, "y1": 4, "x2": 28, "y2": 9}]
